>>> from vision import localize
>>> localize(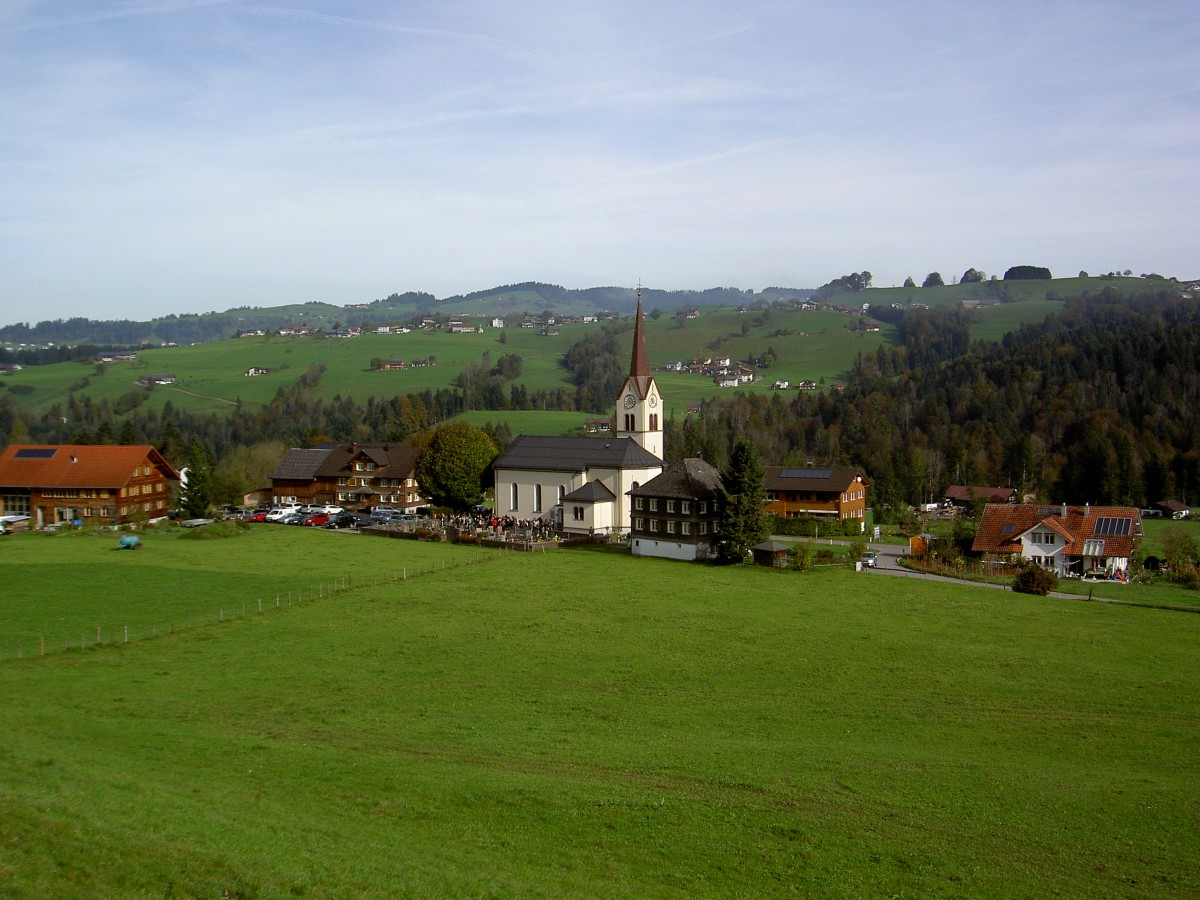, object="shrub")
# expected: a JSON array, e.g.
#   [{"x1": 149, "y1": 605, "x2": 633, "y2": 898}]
[
  {"x1": 1012, "y1": 565, "x2": 1058, "y2": 596},
  {"x1": 180, "y1": 520, "x2": 249, "y2": 540}
]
